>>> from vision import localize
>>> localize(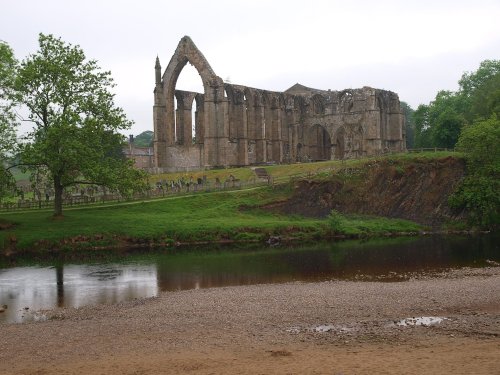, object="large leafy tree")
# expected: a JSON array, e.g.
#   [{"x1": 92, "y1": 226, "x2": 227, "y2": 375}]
[
  {"x1": 459, "y1": 60, "x2": 500, "y2": 98},
  {"x1": 15, "y1": 34, "x2": 146, "y2": 216},
  {"x1": 459, "y1": 60, "x2": 500, "y2": 124},
  {"x1": 413, "y1": 91, "x2": 465, "y2": 149},
  {"x1": 444, "y1": 60, "x2": 500, "y2": 227},
  {"x1": 0, "y1": 40, "x2": 18, "y2": 202},
  {"x1": 469, "y1": 72, "x2": 500, "y2": 121},
  {"x1": 428, "y1": 91, "x2": 466, "y2": 149},
  {"x1": 450, "y1": 116, "x2": 500, "y2": 227}
]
